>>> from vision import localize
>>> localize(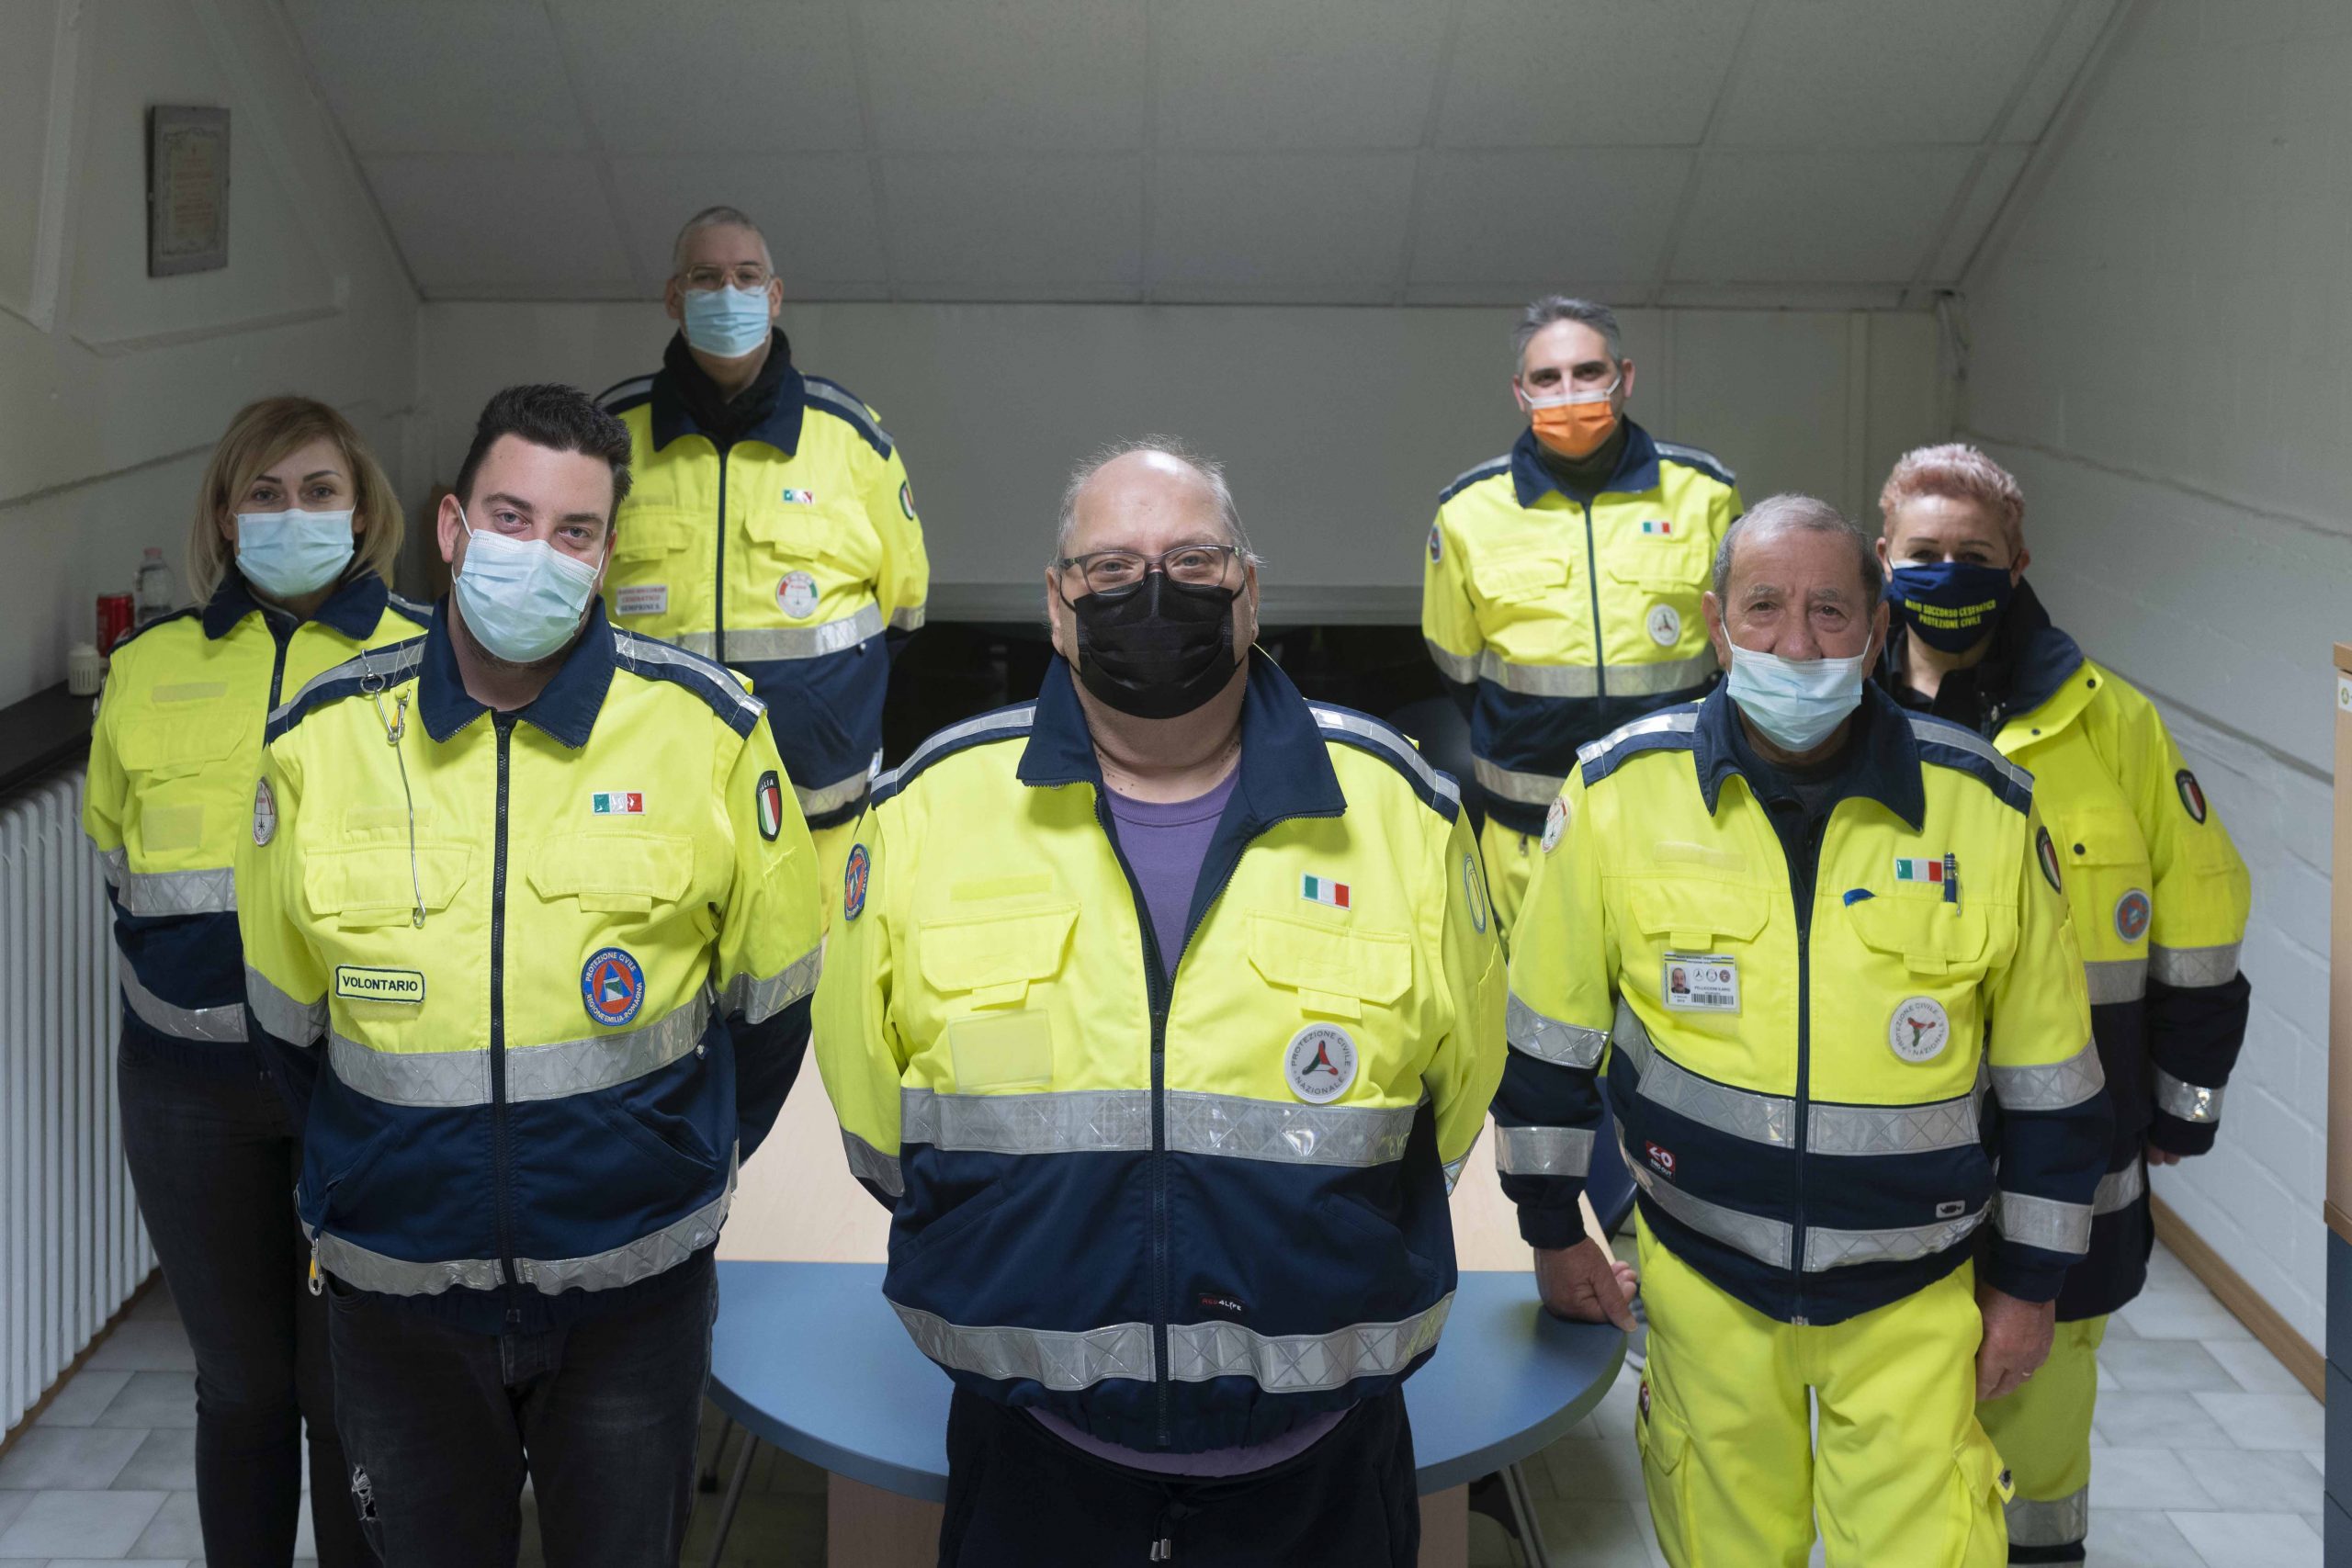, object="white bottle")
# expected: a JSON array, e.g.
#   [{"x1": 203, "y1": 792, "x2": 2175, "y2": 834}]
[{"x1": 133, "y1": 547, "x2": 175, "y2": 626}]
